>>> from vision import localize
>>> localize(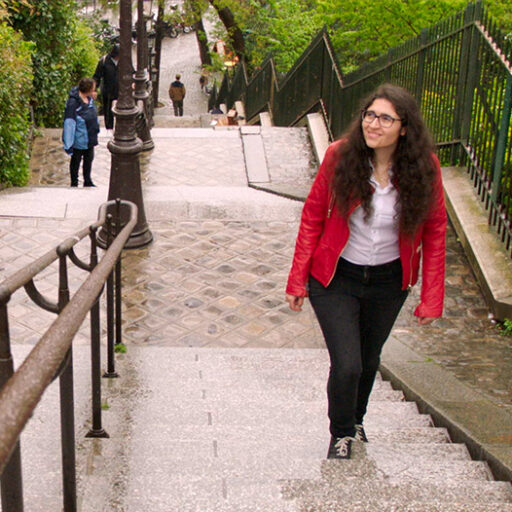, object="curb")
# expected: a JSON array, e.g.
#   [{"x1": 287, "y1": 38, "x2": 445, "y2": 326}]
[{"x1": 380, "y1": 335, "x2": 512, "y2": 483}]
